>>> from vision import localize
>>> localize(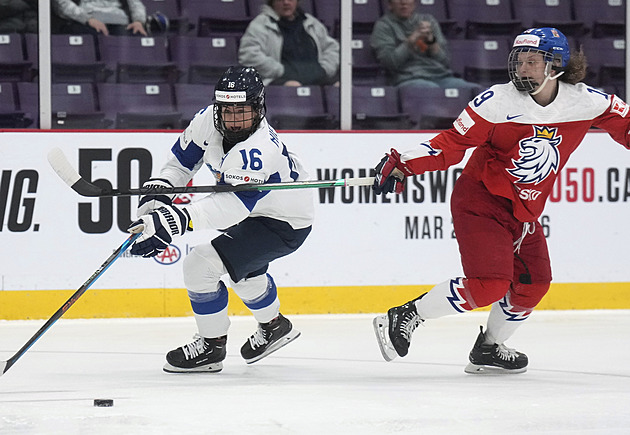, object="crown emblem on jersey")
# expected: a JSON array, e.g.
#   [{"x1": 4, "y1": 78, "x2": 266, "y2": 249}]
[
  {"x1": 533, "y1": 126, "x2": 556, "y2": 139},
  {"x1": 507, "y1": 125, "x2": 561, "y2": 185}
]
